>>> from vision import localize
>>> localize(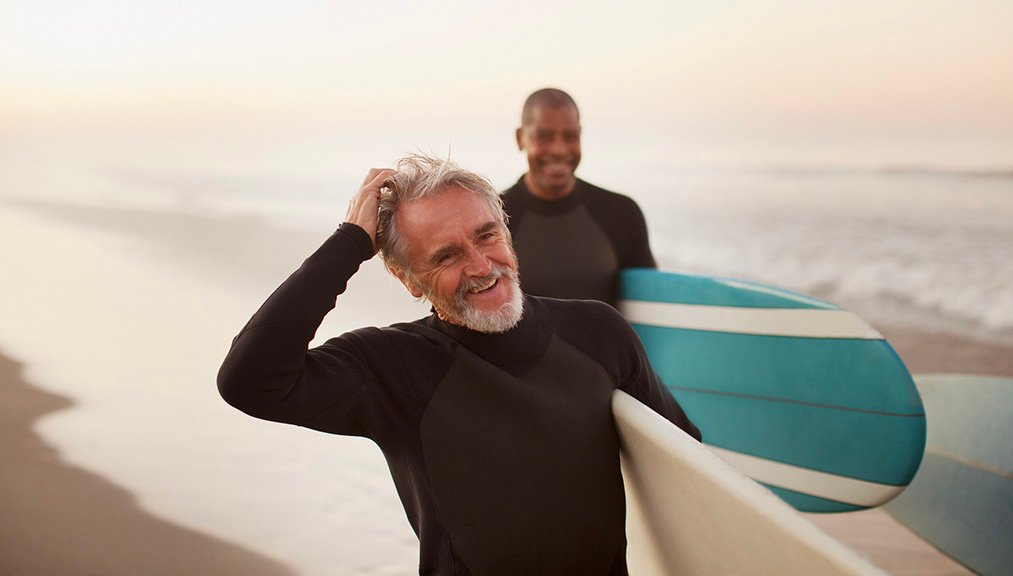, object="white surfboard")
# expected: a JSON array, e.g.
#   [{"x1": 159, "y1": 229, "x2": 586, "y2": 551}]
[{"x1": 614, "y1": 390, "x2": 885, "y2": 576}]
